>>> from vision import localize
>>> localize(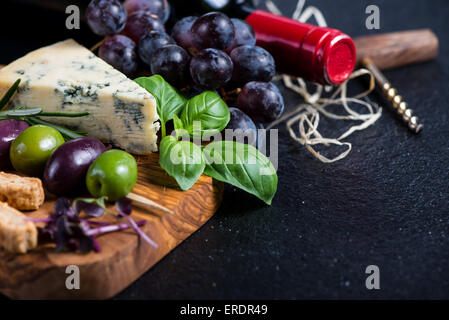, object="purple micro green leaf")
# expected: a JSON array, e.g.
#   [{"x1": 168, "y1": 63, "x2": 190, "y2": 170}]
[
  {"x1": 79, "y1": 236, "x2": 96, "y2": 253},
  {"x1": 83, "y1": 196, "x2": 121, "y2": 220},
  {"x1": 78, "y1": 220, "x2": 91, "y2": 234},
  {"x1": 73, "y1": 197, "x2": 108, "y2": 217},
  {"x1": 41, "y1": 220, "x2": 57, "y2": 237},
  {"x1": 55, "y1": 197, "x2": 76, "y2": 218},
  {"x1": 85, "y1": 220, "x2": 147, "y2": 237},
  {"x1": 79, "y1": 219, "x2": 110, "y2": 227},
  {"x1": 116, "y1": 197, "x2": 132, "y2": 216},
  {"x1": 25, "y1": 217, "x2": 53, "y2": 224},
  {"x1": 91, "y1": 237, "x2": 102, "y2": 252},
  {"x1": 67, "y1": 238, "x2": 80, "y2": 252},
  {"x1": 123, "y1": 215, "x2": 158, "y2": 248},
  {"x1": 55, "y1": 216, "x2": 71, "y2": 252},
  {"x1": 34, "y1": 197, "x2": 151, "y2": 253},
  {"x1": 37, "y1": 226, "x2": 55, "y2": 243},
  {"x1": 115, "y1": 198, "x2": 158, "y2": 248},
  {"x1": 76, "y1": 201, "x2": 105, "y2": 217},
  {"x1": 68, "y1": 220, "x2": 98, "y2": 253}
]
